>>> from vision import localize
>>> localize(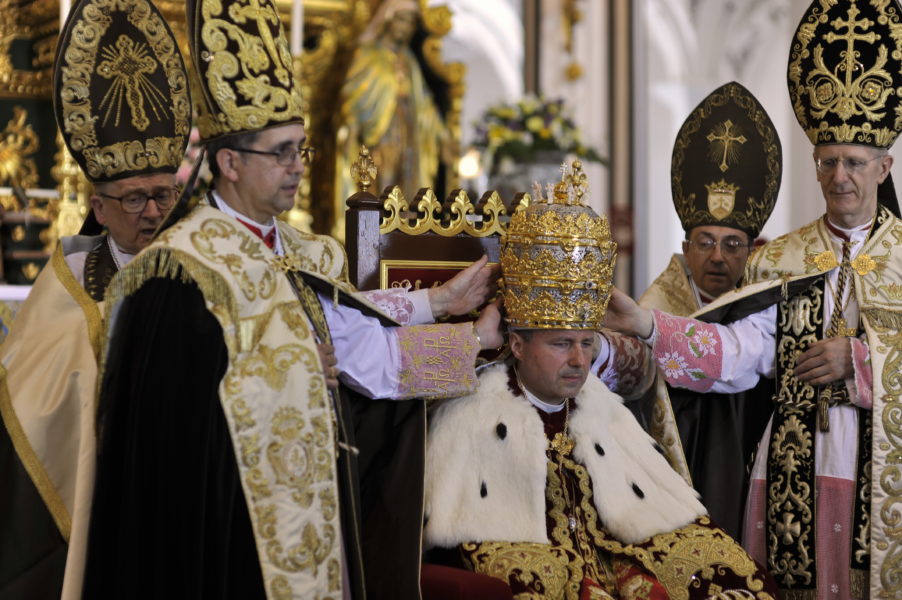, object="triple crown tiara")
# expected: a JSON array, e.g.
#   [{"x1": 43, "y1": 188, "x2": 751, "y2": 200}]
[{"x1": 500, "y1": 160, "x2": 617, "y2": 330}]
